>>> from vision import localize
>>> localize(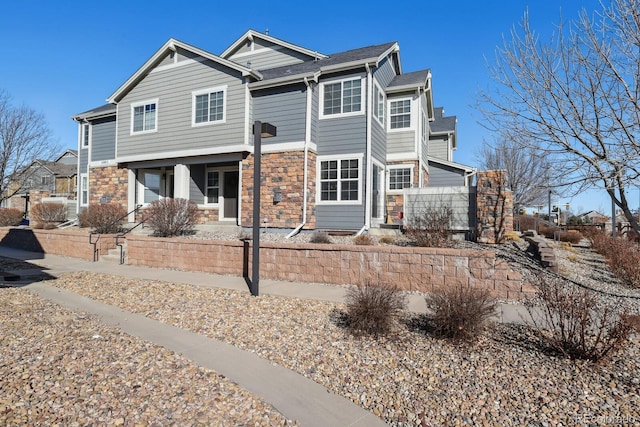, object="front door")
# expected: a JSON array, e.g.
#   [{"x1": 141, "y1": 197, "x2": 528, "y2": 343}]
[{"x1": 223, "y1": 171, "x2": 239, "y2": 220}]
